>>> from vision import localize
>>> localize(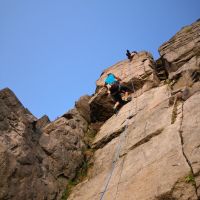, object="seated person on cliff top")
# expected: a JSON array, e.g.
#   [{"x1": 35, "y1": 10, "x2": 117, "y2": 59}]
[
  {"x1": 104, "y1": 73, "x2": 131, "y2": 113},
  {"x1": 126, "y1": 50, "x2": 137, "y2": 61}
]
